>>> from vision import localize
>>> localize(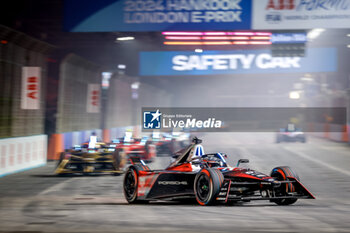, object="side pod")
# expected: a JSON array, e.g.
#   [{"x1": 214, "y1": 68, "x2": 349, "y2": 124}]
[{"x1": 129, "y1": 156, "x2": 151, "y2": 170}]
